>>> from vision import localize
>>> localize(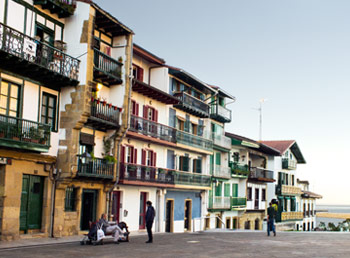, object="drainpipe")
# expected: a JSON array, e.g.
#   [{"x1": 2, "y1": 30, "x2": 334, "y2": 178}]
[{"x1": 49, "y1": 164, "x2": 57, "y2": 238}]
